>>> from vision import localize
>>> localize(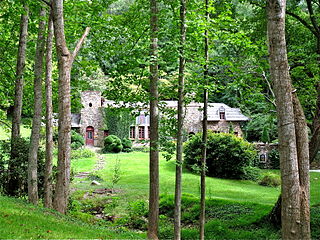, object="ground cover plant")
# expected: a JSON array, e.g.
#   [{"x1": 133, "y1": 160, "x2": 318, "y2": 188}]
[
  {"x1": 70, "y1": 151, "x2": 320, "y2": 239},
  {"x1": 0, "y1": 194, "x2": 144, "y2": 239}
]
